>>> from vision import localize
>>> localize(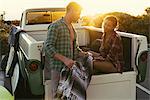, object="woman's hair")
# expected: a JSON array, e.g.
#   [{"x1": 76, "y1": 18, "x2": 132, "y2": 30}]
[
  {"x1": 102, "y1": 16, "x2": 119, "y2": 49},
  {"x1": 103, "y1": 15, "x2": 118, "y2": 29}
]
